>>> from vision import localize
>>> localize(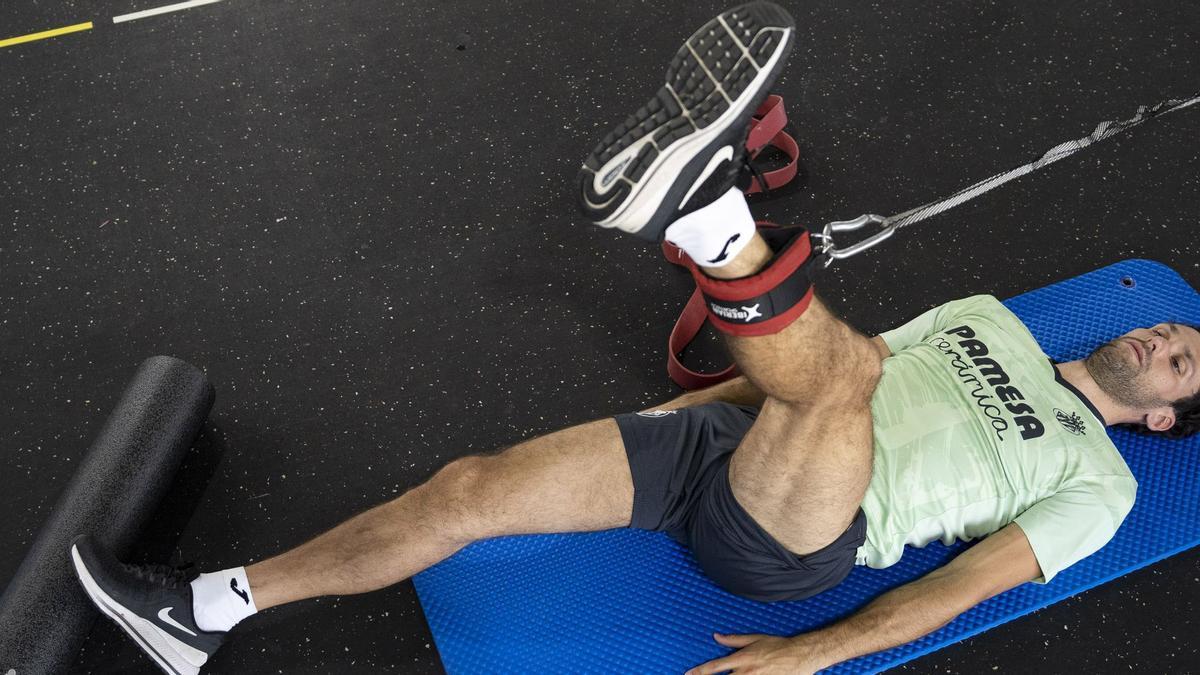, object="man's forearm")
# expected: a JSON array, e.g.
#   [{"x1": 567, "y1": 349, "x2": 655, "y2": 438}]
[{"x1": 801, "y1": 570, "x2": 976, "y2": 671}]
